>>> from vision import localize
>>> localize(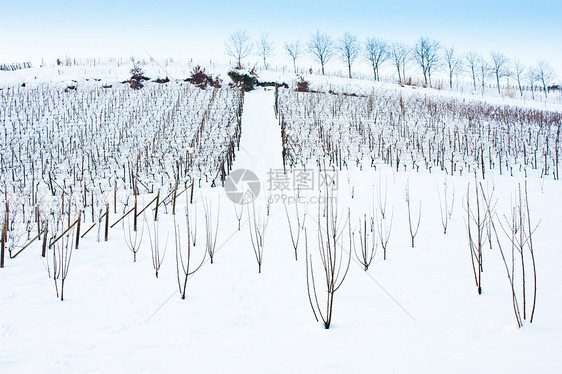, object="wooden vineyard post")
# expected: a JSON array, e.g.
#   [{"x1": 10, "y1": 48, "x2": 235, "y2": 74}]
[
  {"x1": 1, "y1": 221, "x2": 5, "y2": 268},
  {"x1": 91, "y1": 190, "x2": 94, "y2": 222},
  {"x1": 41, "y1": 221, "x2": 49, "y2": 257},
  {"x1": 35, "y1": 206, "x2": 40, "y2": 235},
  {"x1": 190, "y1": 181, "x2": 195, "y2": 204},
  {"x1": 105, "y1": 203, "x2": 109, "y2": 242},
  {"x1": 134, "y1": 195, "x2": 138, "y2": 232},
  {"x1": 154, "y1": 190, "x2": 160, "y2": 221},
  {"x1": 172, "y1": 181, "x2": 178, "y2": 215},
  {"x1": 2, "y1": 205, "x2": 7, "y2": 268},
  {"x1": 75, "y1": 210, "x2": 82, "y2": 249},
  {"x1": 5, "y1": 201, "x2": 9, "y2": 232}
]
